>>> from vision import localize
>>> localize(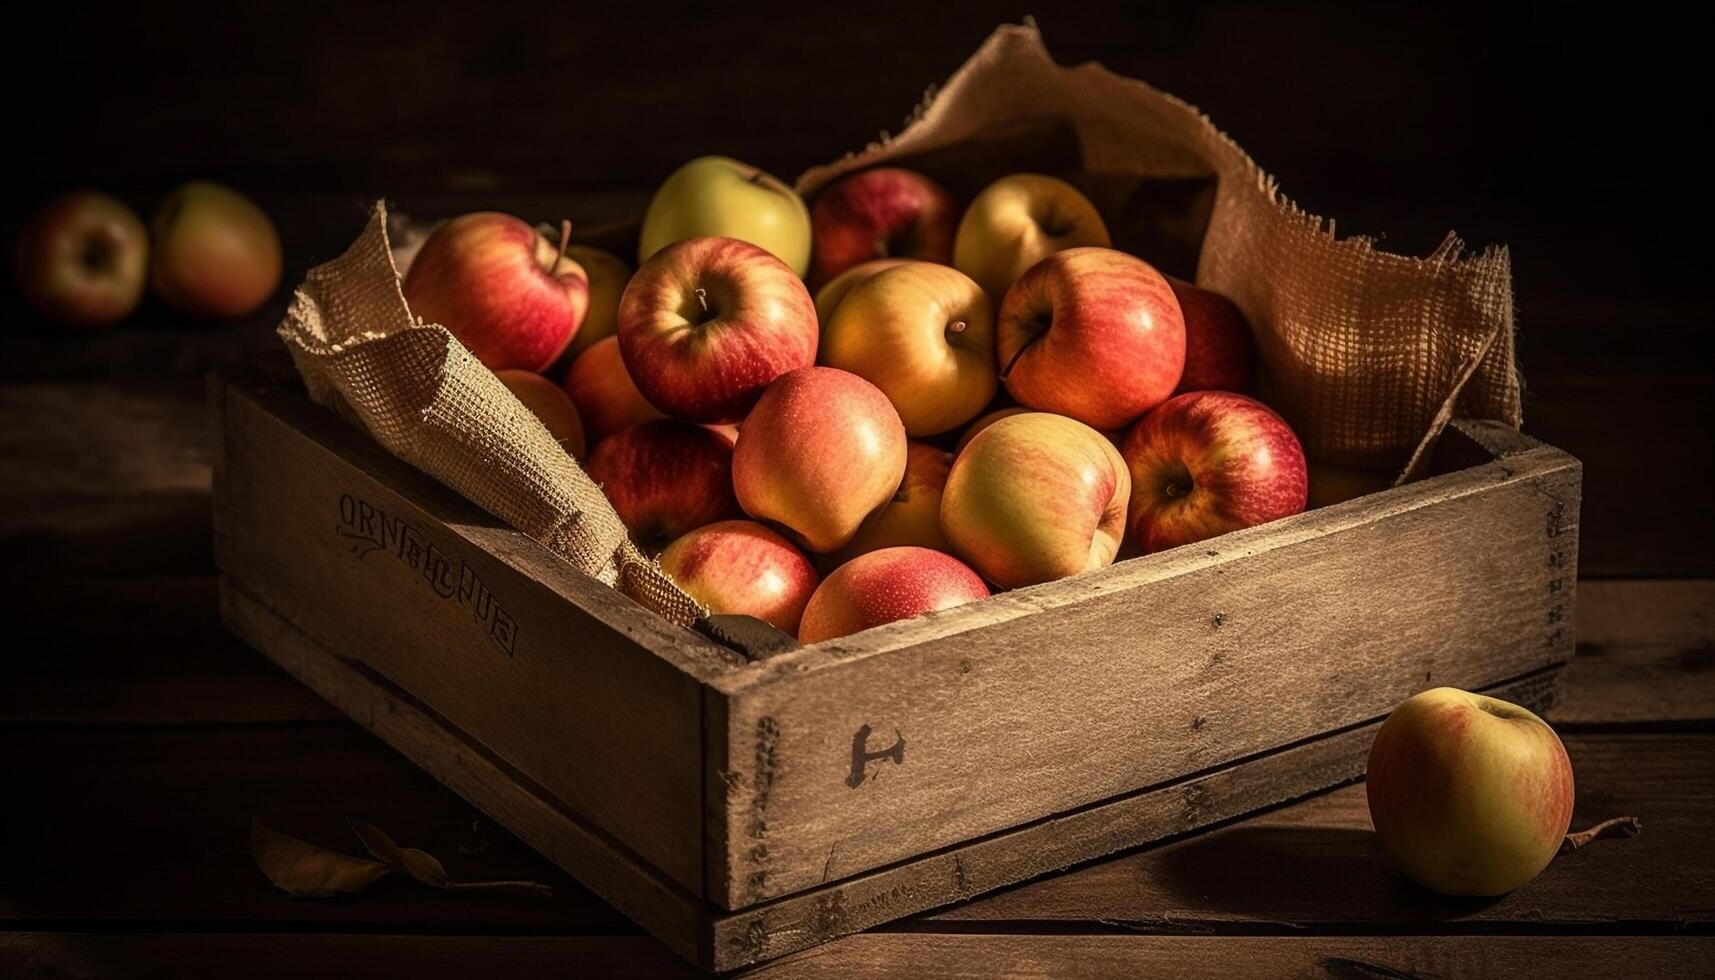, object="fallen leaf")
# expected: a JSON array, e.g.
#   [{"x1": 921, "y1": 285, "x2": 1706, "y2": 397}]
[
  {"x1": 252, "y1": 816, "x2": 391, "y2": 898},
  {"x1": 349, "y1": 818, "x2": 452, "y2": 889}
]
